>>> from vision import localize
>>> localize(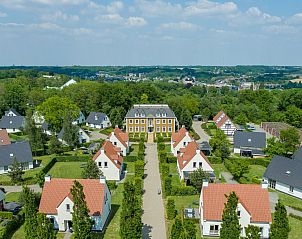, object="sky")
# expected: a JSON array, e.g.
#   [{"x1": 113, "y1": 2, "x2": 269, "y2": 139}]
[{"x1": 0, "y1": 0, "x2": 302, "y2": 66}]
